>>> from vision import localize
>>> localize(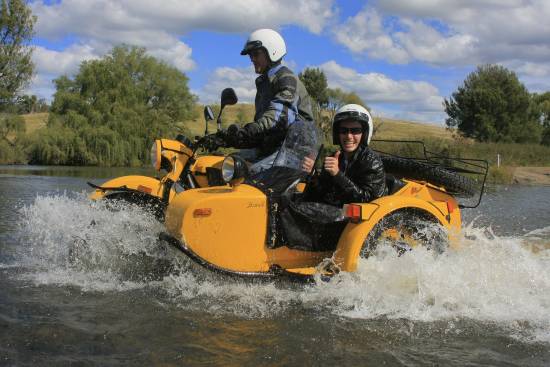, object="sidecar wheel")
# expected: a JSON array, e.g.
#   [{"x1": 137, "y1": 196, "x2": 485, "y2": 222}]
[
  {"x1": 360, "y1": 209, "x2": 448, "y2": 258},
  {"x1": 381, "y1": 155, "x2": 476, "y2": 197},
  {"x1": 104, "y1": 191, "x2": 166, "y2": 221}
]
